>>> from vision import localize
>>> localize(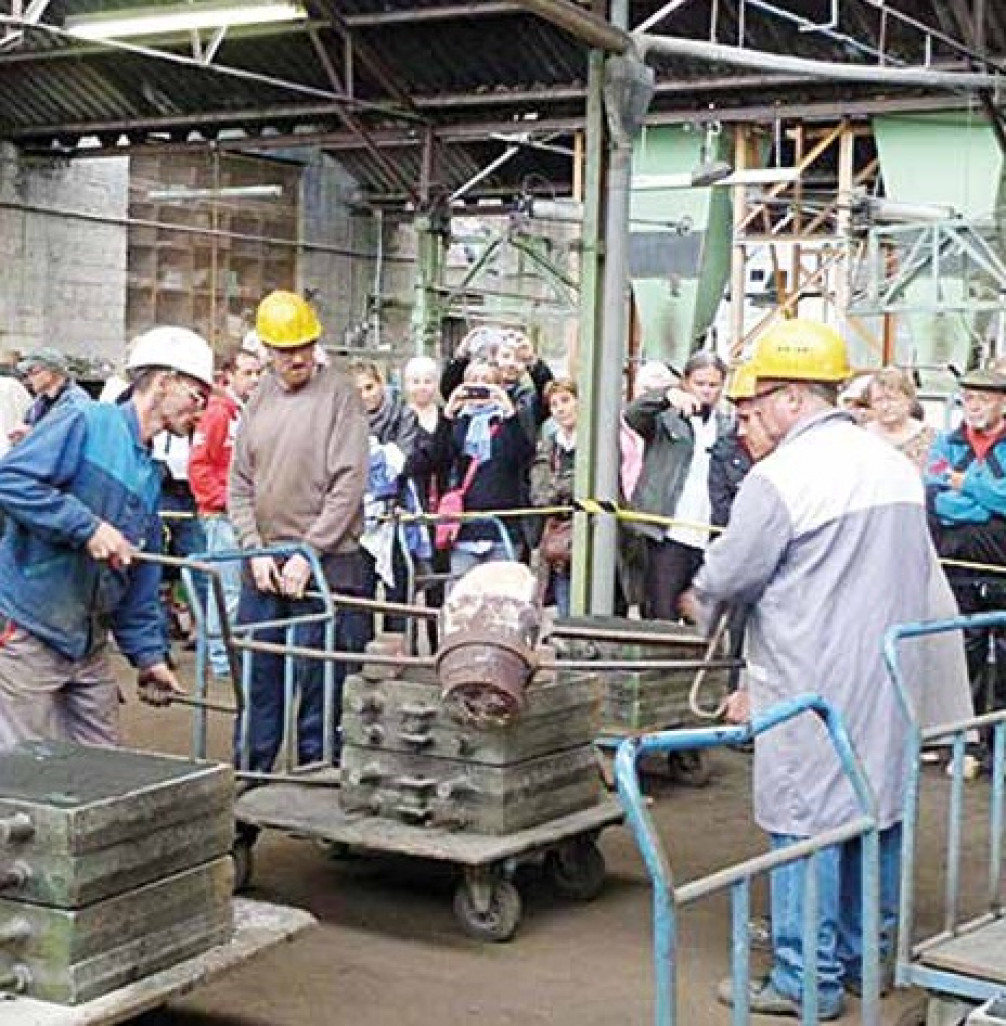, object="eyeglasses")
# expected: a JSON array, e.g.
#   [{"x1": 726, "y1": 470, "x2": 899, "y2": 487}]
[{"x1": 173, "y1": 375, "x2": 211, "y2": 410}]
